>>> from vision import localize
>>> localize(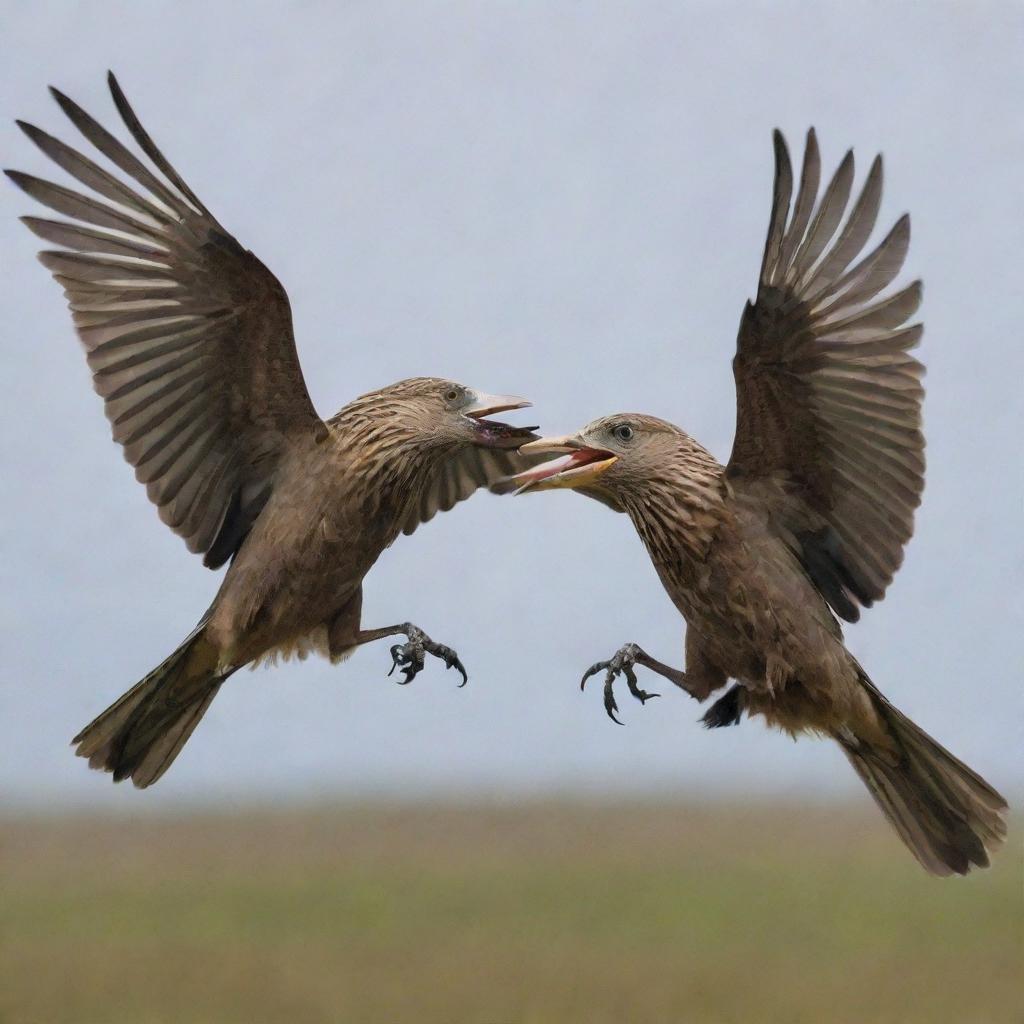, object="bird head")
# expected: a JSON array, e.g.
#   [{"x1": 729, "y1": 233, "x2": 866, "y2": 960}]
[
  {"x1": 367, "y1": 377, "x2": 538, "y2": 451},
  {"x1": 498, "y1": 414, "x2": 700, "y2": 506}
]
